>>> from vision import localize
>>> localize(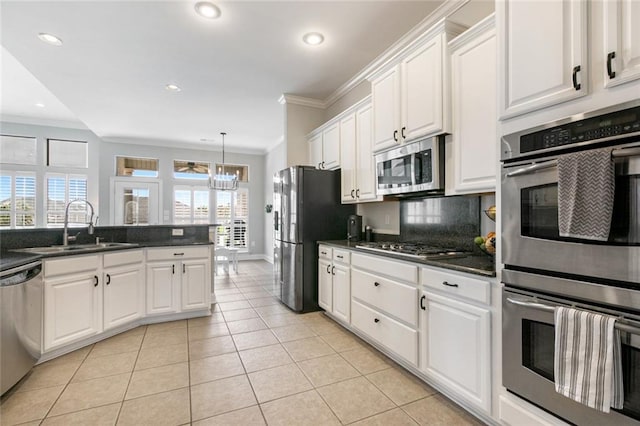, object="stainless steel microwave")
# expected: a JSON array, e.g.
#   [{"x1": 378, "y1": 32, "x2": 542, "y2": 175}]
[{"x1": 374, "y1": 136, "x2": 444, "y2": 196}]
